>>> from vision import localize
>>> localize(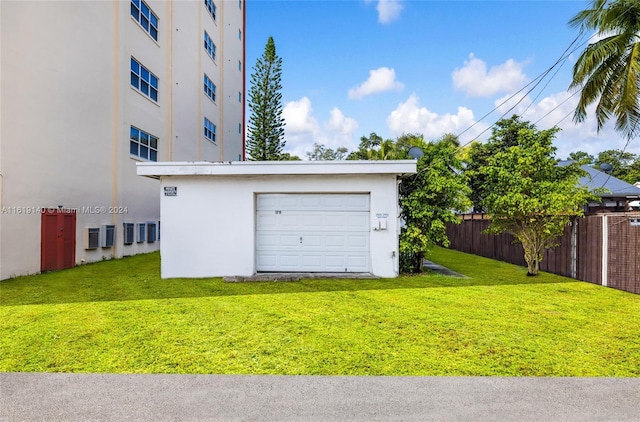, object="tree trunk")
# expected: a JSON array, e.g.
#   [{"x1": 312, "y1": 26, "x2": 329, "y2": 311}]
[
  {"x1": 522, "y1": 235, "x2": 544, "y2": 277},
  {"x1": 414, "y1": 252, "x2": 424, "y2": 273},
  {"x1": 526, "y1": 258, "x2": 540, "y2": 276}
]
